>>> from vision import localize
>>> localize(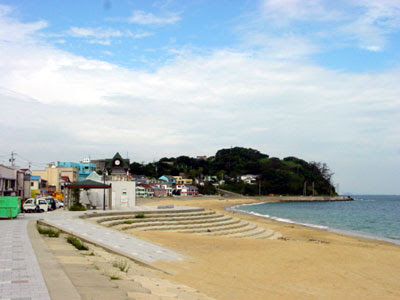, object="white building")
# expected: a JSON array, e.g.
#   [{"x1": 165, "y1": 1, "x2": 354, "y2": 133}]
[{"x1": 78, "y1": 172, "x2": 136, "y2": 209}]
